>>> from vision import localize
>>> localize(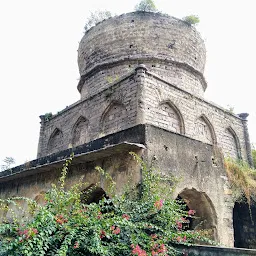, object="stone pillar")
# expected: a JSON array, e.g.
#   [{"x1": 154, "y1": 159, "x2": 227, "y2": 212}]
[
  {"x1": 37, "y1": 115, "x2": 46, "y2": 158},
  {"x1": 135, "y1": 64, "x2": 147, "y2": 125},
  {"x1": 238, "y1": 113, "x2": 253, "y2": 167}
]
